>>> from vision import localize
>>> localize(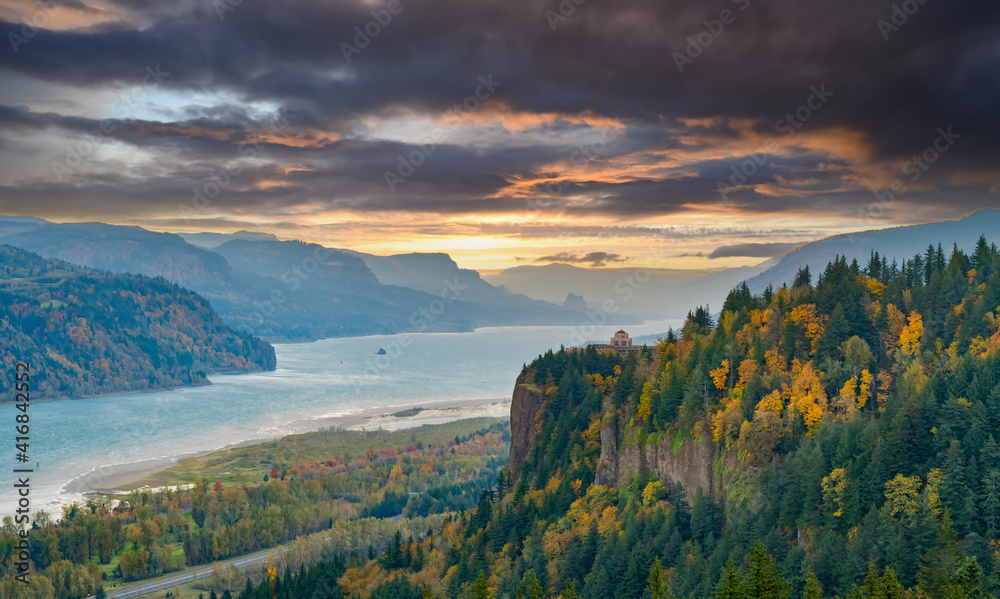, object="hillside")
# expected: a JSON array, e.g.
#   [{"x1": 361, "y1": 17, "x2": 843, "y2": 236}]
[
  {"x1": 746, "y1": 208, "x2": 1000, "y2": 292},
  {"x1": 0, "y1": 220, "x2": 634, "y2": 340},
  {"x1": 0, "y1": 222, "x2": 476, "y2": 340},
  {"x1": 350, "y1": 250, "x2": 615, "y2": 325},
  {"x1": 330, "y1": 237, "x2": 1000, "y2": 599},
  {"x1": 0, "y1": 245, "x2": 275, "y2": 401}
]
